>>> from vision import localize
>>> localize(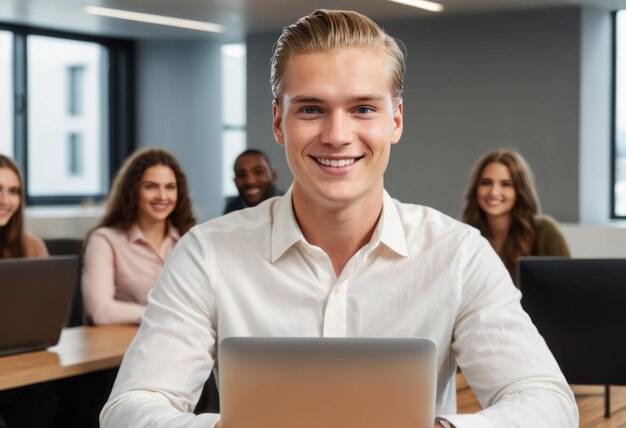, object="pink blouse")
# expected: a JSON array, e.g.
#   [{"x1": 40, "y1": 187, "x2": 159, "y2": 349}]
[{"x1": 81, "y1": 223, "x2": 180, "y2": 325}]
